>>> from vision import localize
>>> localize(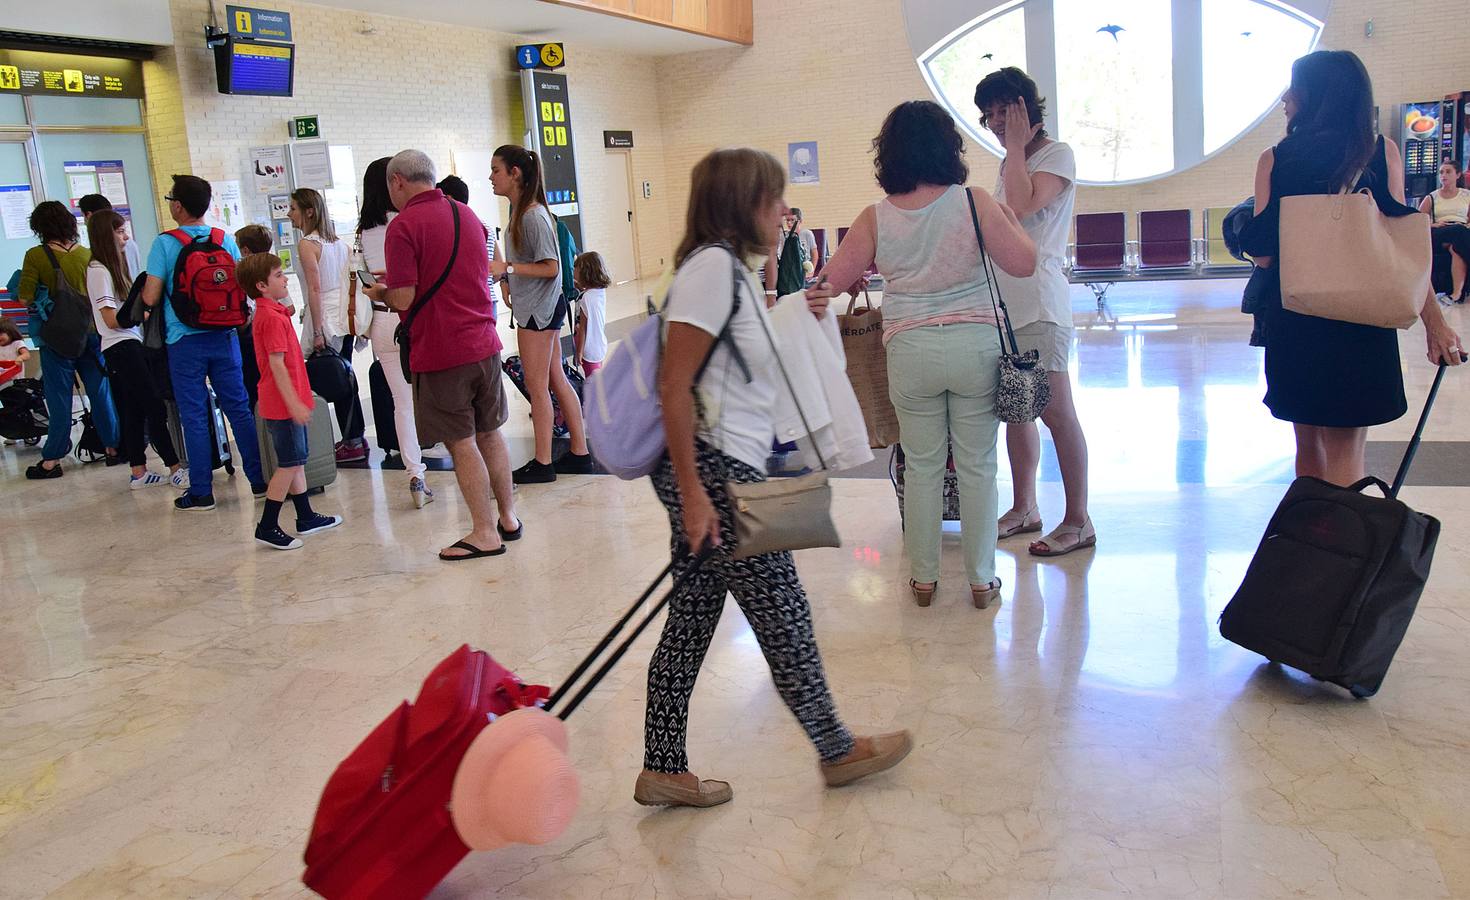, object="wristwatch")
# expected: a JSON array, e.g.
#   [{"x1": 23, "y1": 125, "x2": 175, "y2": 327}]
[{"x1": 506, "y1": 264, "x2": 516, "y2": 276}]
